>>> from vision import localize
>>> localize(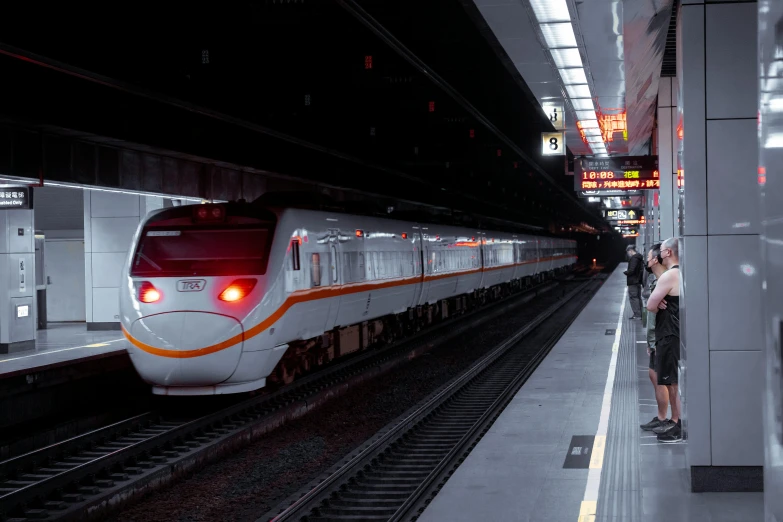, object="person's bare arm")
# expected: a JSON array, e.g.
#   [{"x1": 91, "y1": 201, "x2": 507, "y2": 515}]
[{"x1": 646, "y1": 271, "x2": 673, "y2": 312}]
